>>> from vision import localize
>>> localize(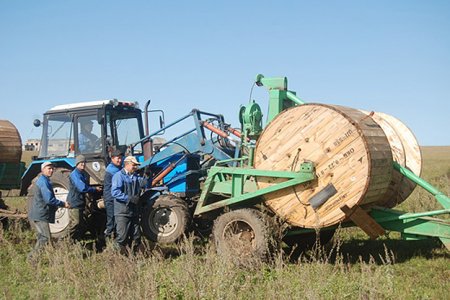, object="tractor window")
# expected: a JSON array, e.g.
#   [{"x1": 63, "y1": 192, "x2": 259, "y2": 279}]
[
  {"x1": 39, "y1": 114, "x2": 73, "y2": 158},
  {"x1": 109, "y1": 112, "x2": 142, "y2": 154},
  {"x1": 77, "y1": 116, "x2": 102, "y2": 154}
]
